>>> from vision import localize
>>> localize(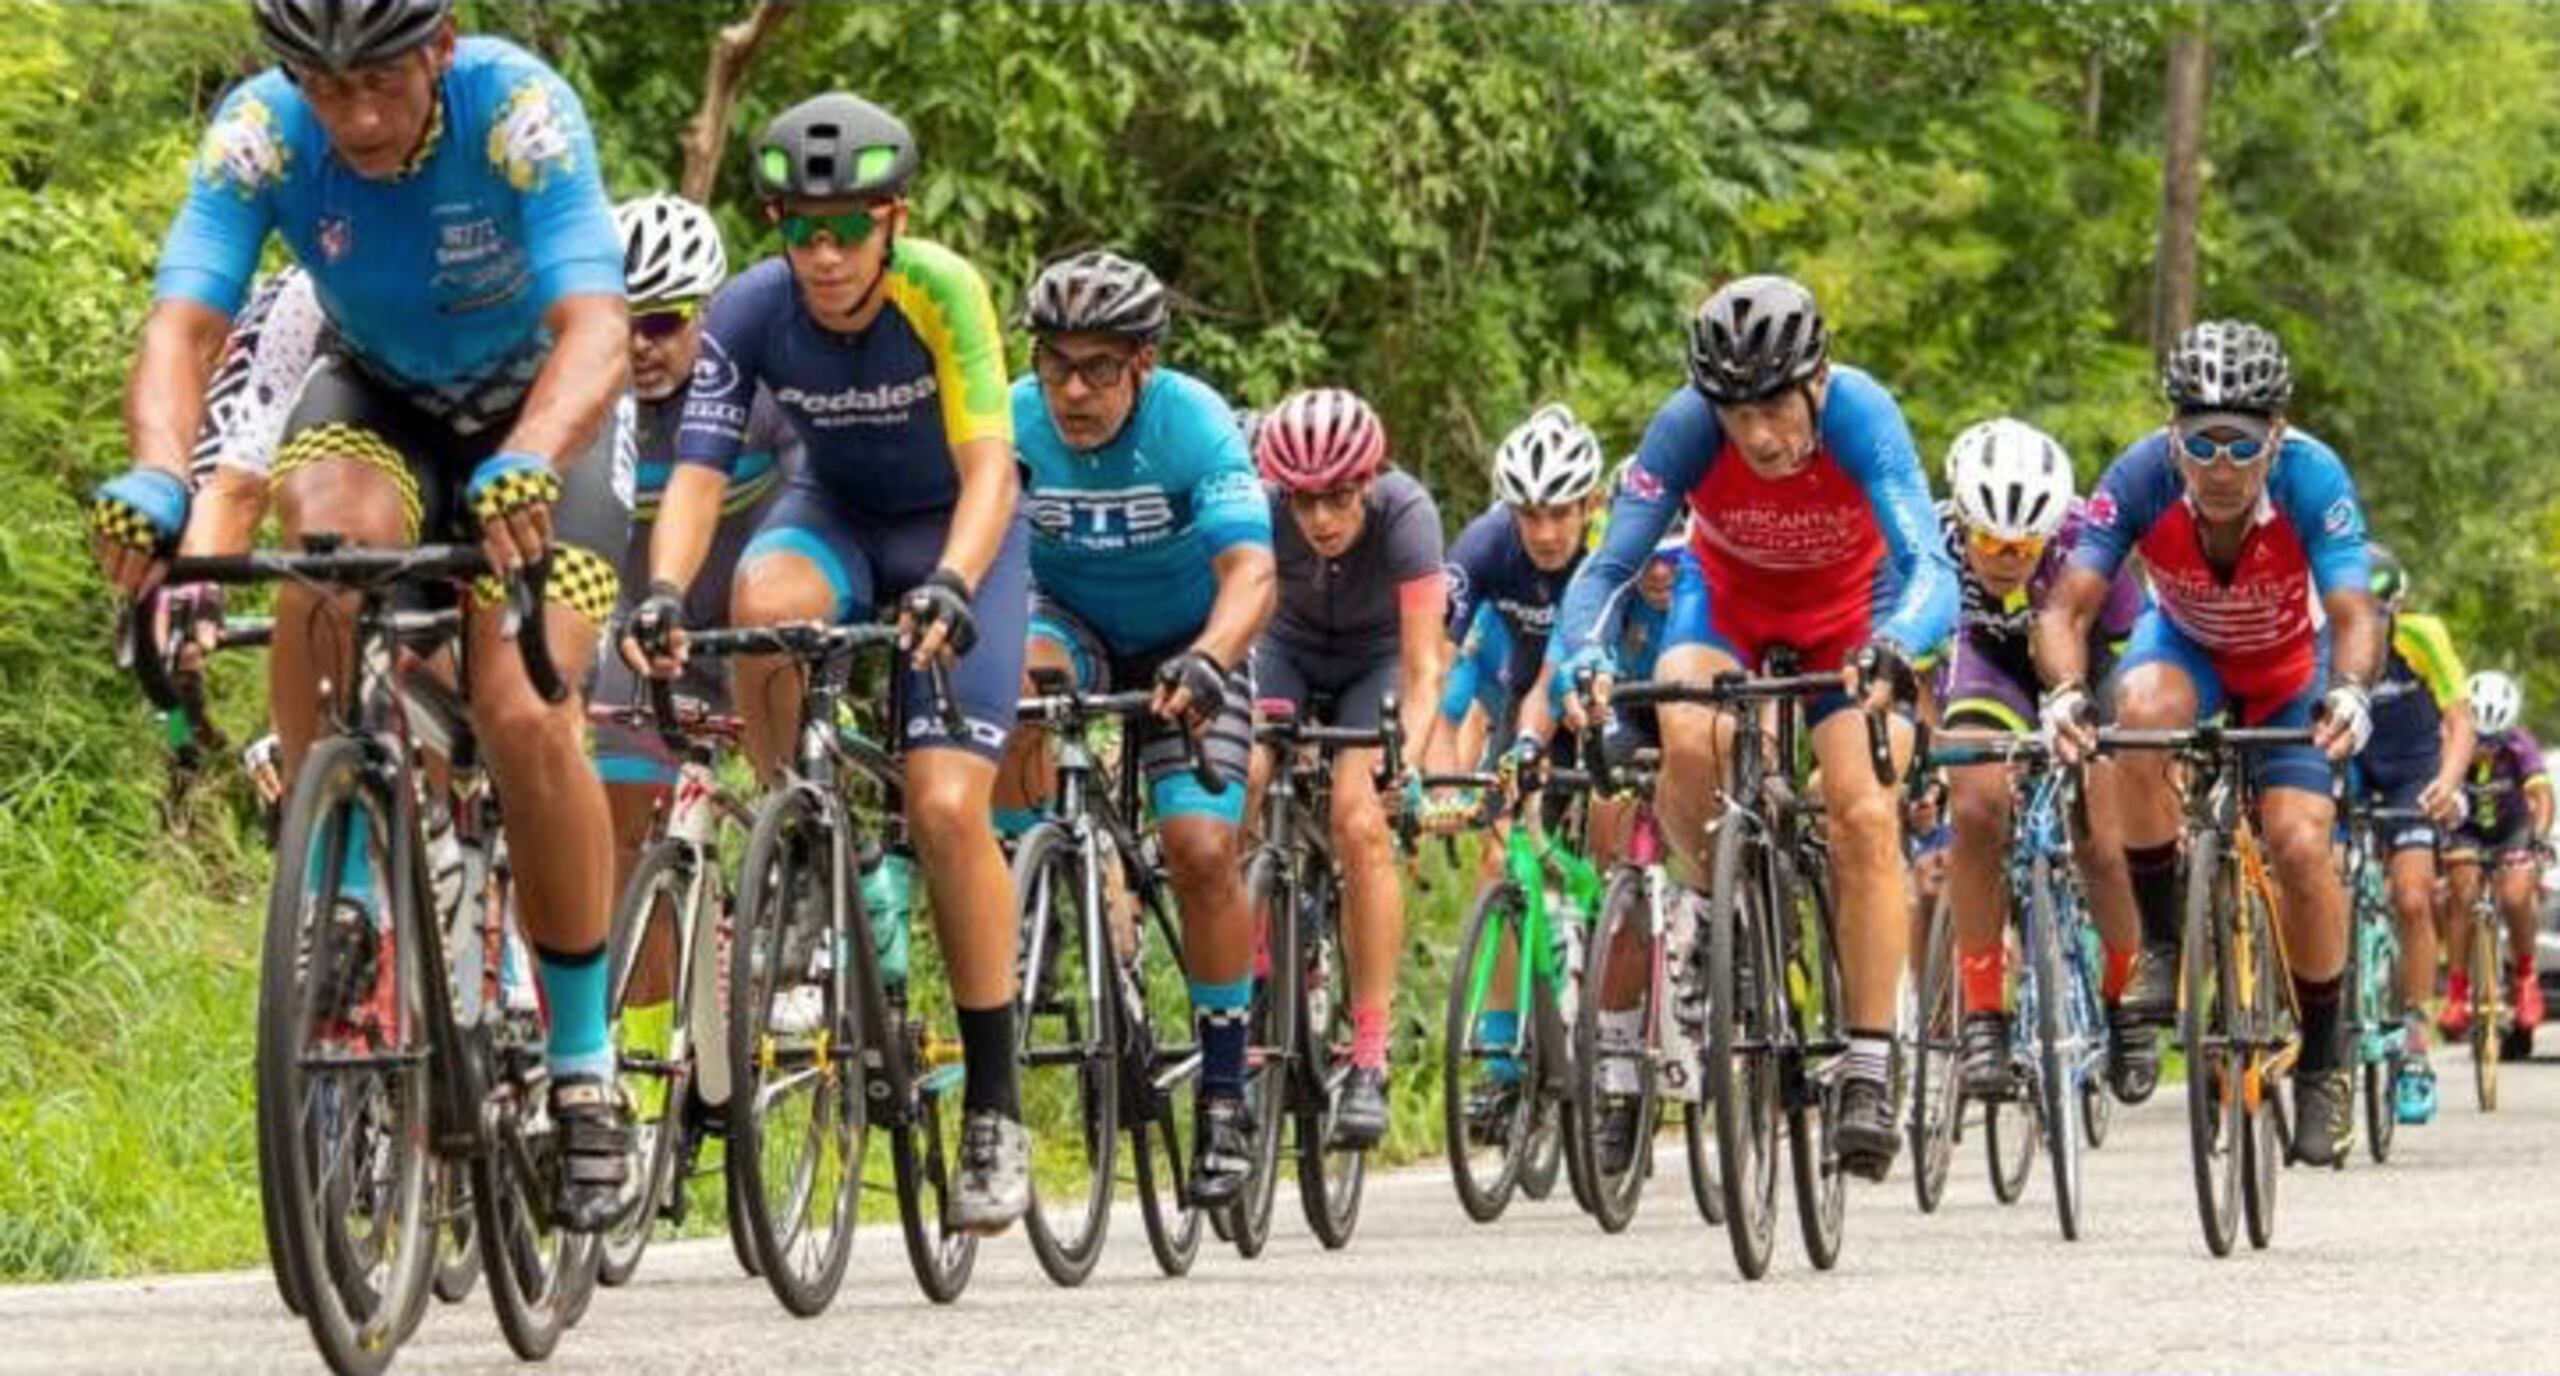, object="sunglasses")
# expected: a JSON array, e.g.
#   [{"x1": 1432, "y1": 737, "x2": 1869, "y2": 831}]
[
  {"x1": 2177, "y1": 426, "x2": 2271, "y2": 466},
  {"x1": 1033, "y1": 344, "x2": 1136, "y2": 391},
  {"x1": 1286, "y1": 485, "x2": 1365, "y2": 517},
  {"x1": 1966, "y1": 528, "x2": 2047, "y2": 562},
  {"x1": 632, "y1": 300, "x2": 700, "y2": 340},
  {"x1": 777, "y1": 207, "x2": 881, "y2": 249}
]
